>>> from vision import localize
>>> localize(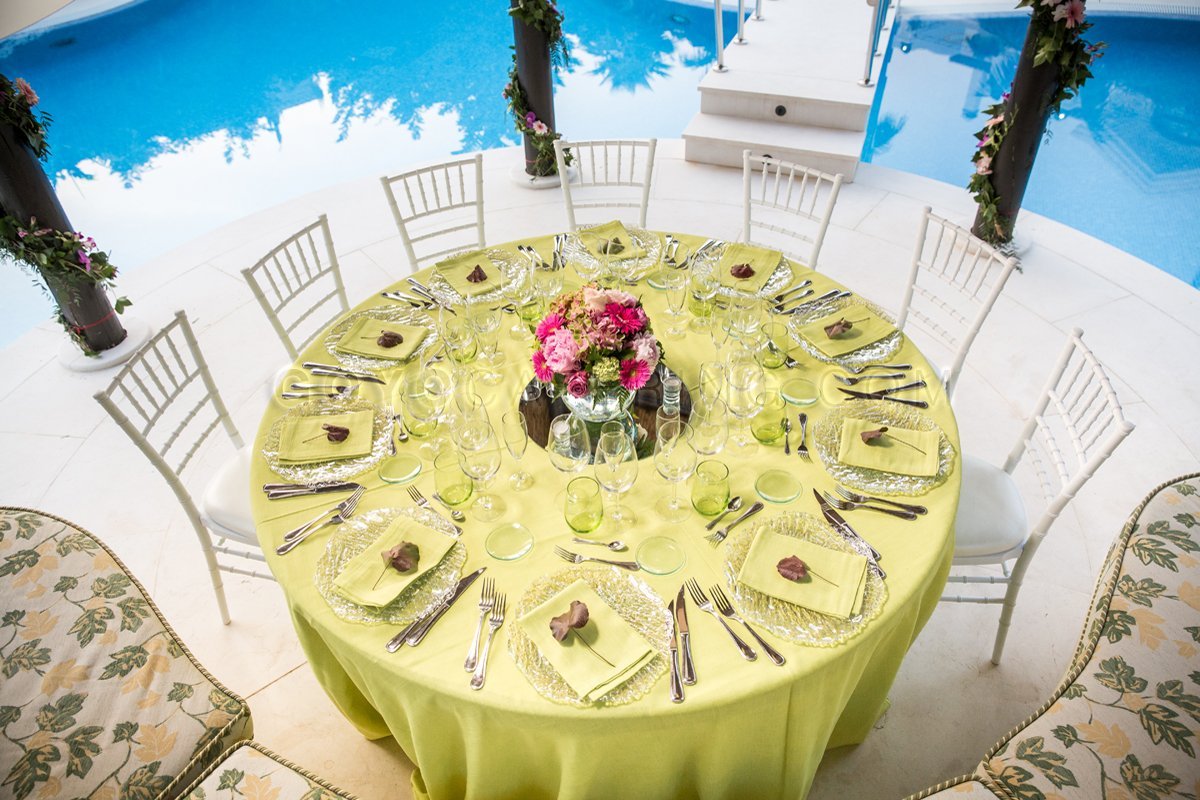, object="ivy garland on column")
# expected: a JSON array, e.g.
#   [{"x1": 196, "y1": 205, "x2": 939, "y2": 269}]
[
  {"x1": 968, "y1": 0, "x2": 1104, "y2": 243},
  {"x1": 503, "y1": 0, "x2": 572, "y2": 176}
]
